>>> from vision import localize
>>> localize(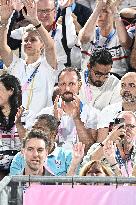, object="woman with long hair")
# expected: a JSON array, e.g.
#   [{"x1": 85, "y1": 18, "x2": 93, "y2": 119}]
[{"x1": 0, "y1": 73, "x2": 22, "y2": 179}]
